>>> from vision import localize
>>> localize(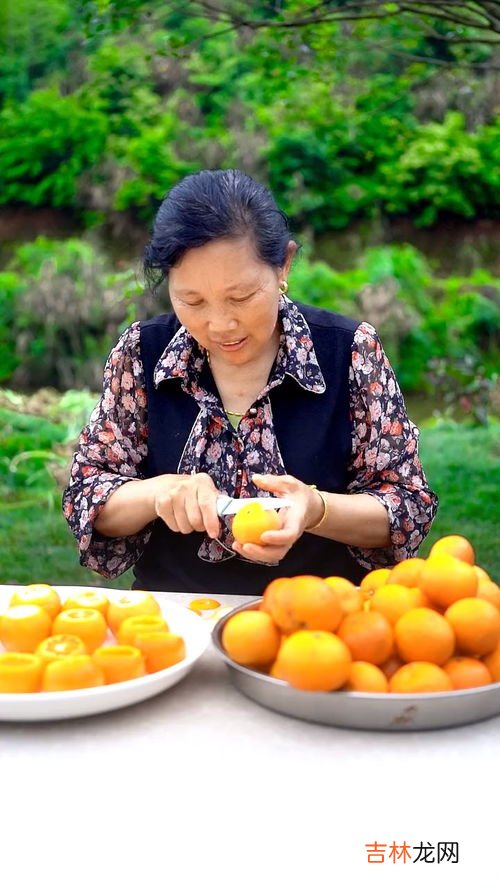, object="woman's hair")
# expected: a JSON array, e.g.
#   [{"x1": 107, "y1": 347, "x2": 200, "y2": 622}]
[{"x1": 143, "y1": 169, "x2": 293, "y2": 291}]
